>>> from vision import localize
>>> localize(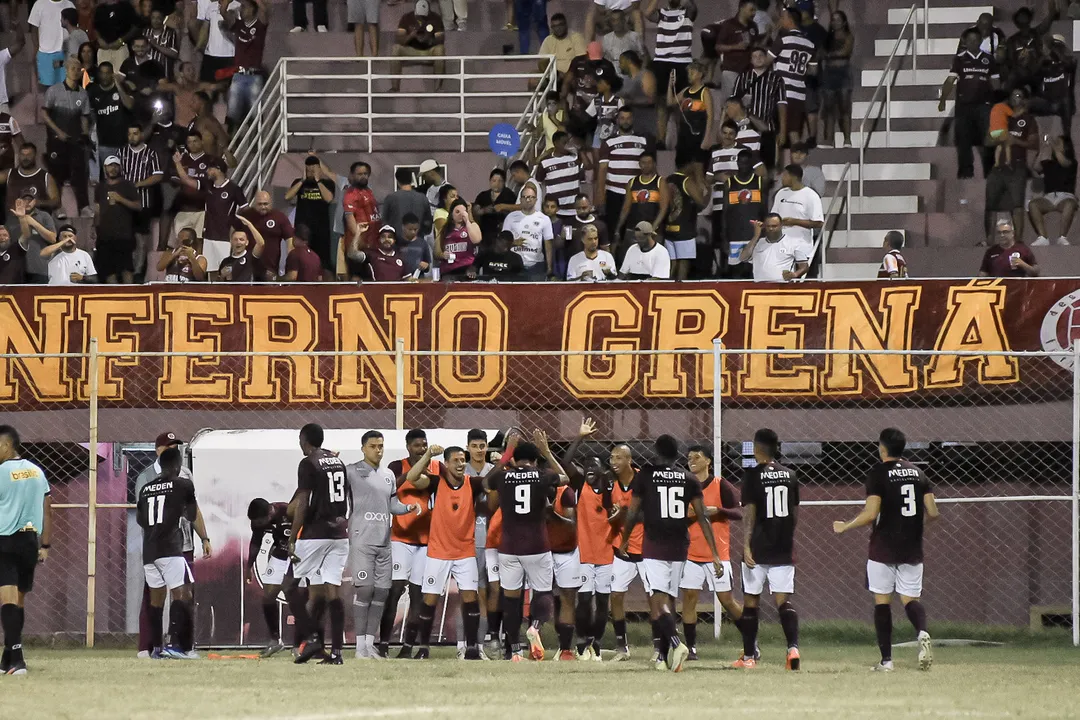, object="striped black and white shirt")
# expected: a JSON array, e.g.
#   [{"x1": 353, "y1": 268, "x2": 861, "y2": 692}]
[
  {"x1": 535, "y1": 151, "x2": 585, "y2": 220},
  {"x1": 709, "y1": 139, "x2": 763, "y2": 205},
  {"x1": 731, "y1": 68, "x2": 786, "y2": 132},
  {"x1": 143, "y1": 26, "x2": 179, "y2": 80},
  {"x1": 733, "y1": 118, "x2": 762, "y2": 151},
  {"x1": 599, "y1": 132, "x2": 648, "y2": 195},
  {"x1": 769, "y1": 29, "x2": 816, "y2": 103},
  {"x1": 118, "y1": 143, "x2": 163, "y2": 209},
  {"x1": 654, "y1": 6, "x2": 694, "y2": 64}
]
